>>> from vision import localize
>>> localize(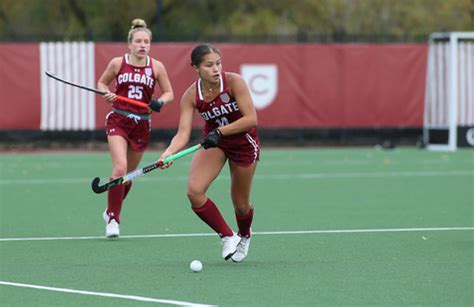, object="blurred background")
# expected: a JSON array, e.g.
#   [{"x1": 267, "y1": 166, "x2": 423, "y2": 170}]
[{"x1": 0, "y1": 0, "x2": 473, "y2": 150}]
